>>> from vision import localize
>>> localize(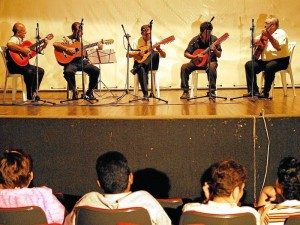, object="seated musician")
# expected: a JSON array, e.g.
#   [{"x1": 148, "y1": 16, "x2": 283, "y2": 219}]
[
  {"x1": 53, "y1": 22, "x2": 102, "y2": 100},
  {"x1": 180, "y1": 21, "x2": 222, "y2": 99},
  {"x1": 127, "y1": 24, "x2": 166, "y2": 100},
  {"x1": 244, "y1": 15, "x2": 289, "y2": 99},
  {"x1": 6, "y1": 23, "x2": 48, "y2": 100}
]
